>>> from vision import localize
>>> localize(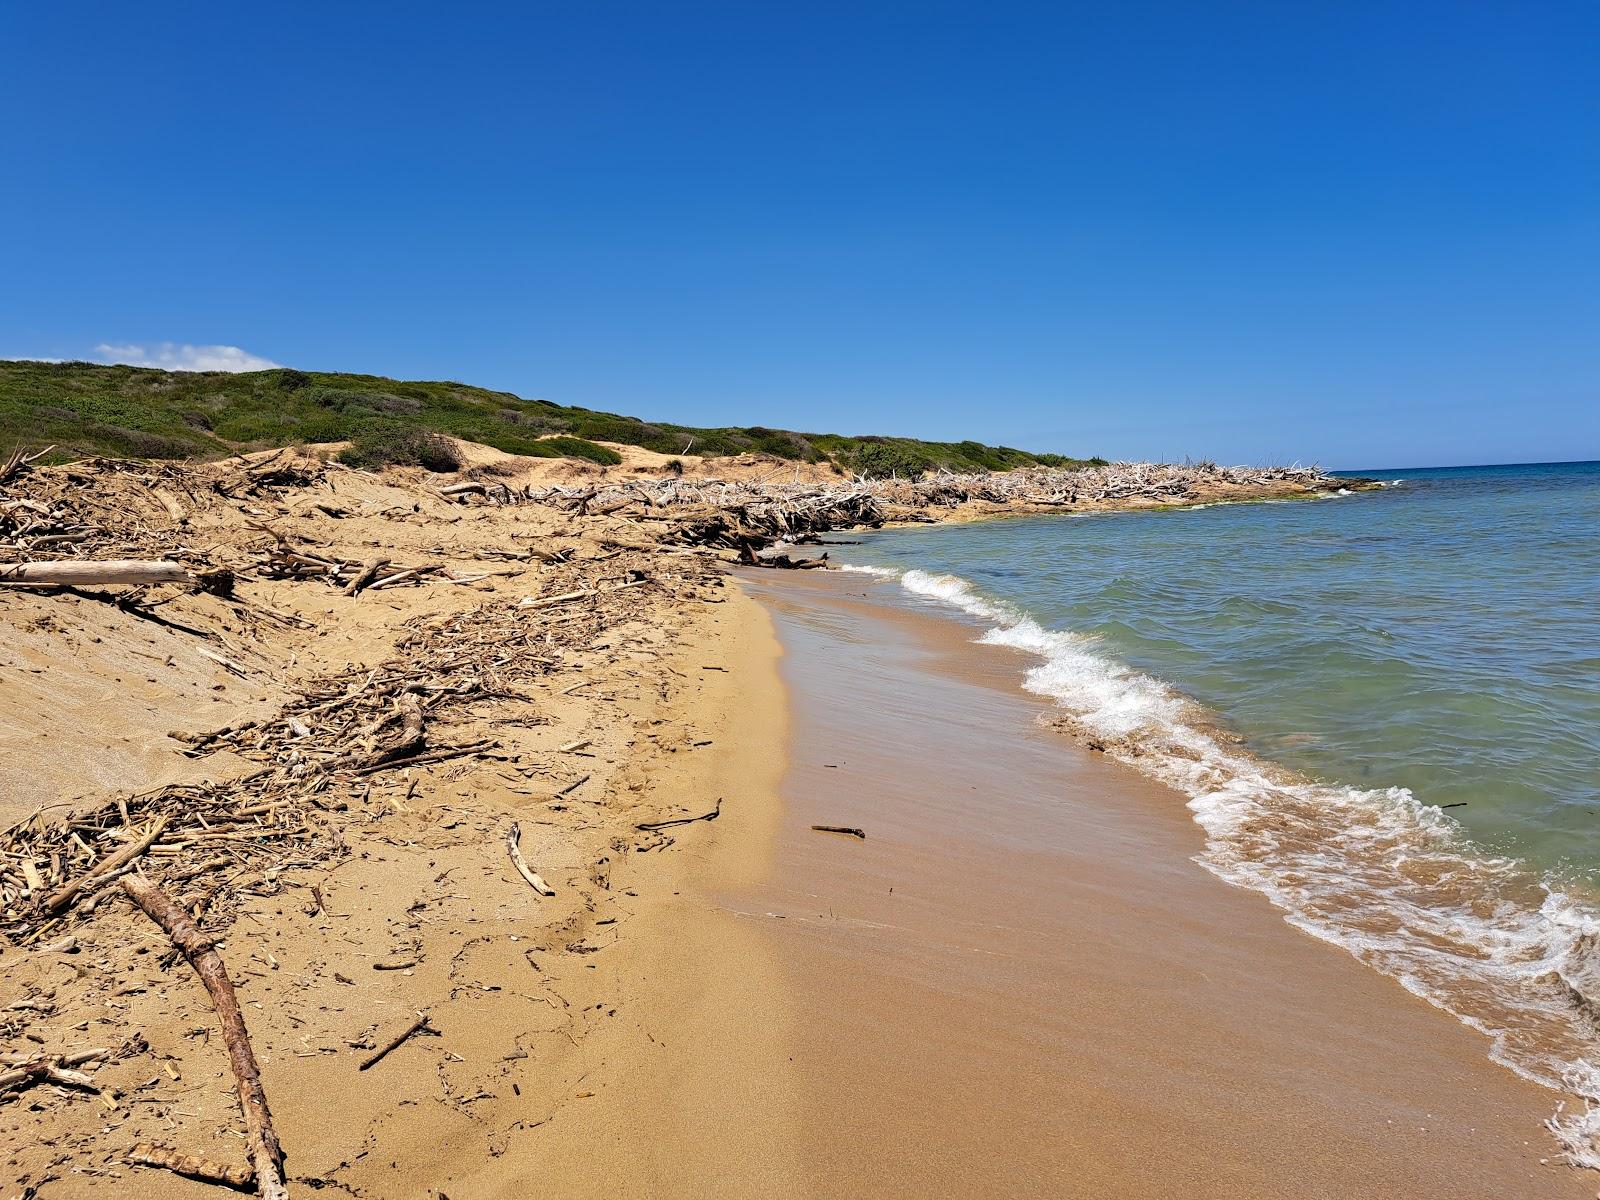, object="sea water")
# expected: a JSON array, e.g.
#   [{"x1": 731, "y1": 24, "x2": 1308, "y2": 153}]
[{"x1": 836, "y1": 461, "x2": 1600, "y2": 1159}]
